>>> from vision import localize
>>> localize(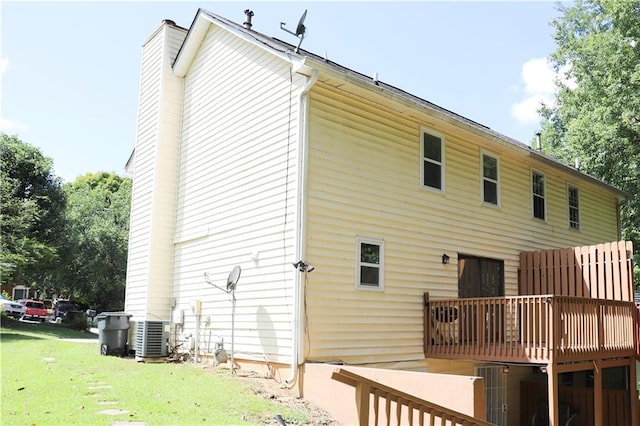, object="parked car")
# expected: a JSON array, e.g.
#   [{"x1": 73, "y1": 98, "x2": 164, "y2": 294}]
[
  {"x1": 0, "y1": 295, "x2": 25, "y2": 318},
  {"x1": 53, "y1": 300, "x2": 84, "y2": 319},
  {"x1": 21, "y1": 300, "x2": 48, "y2": 322}
]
